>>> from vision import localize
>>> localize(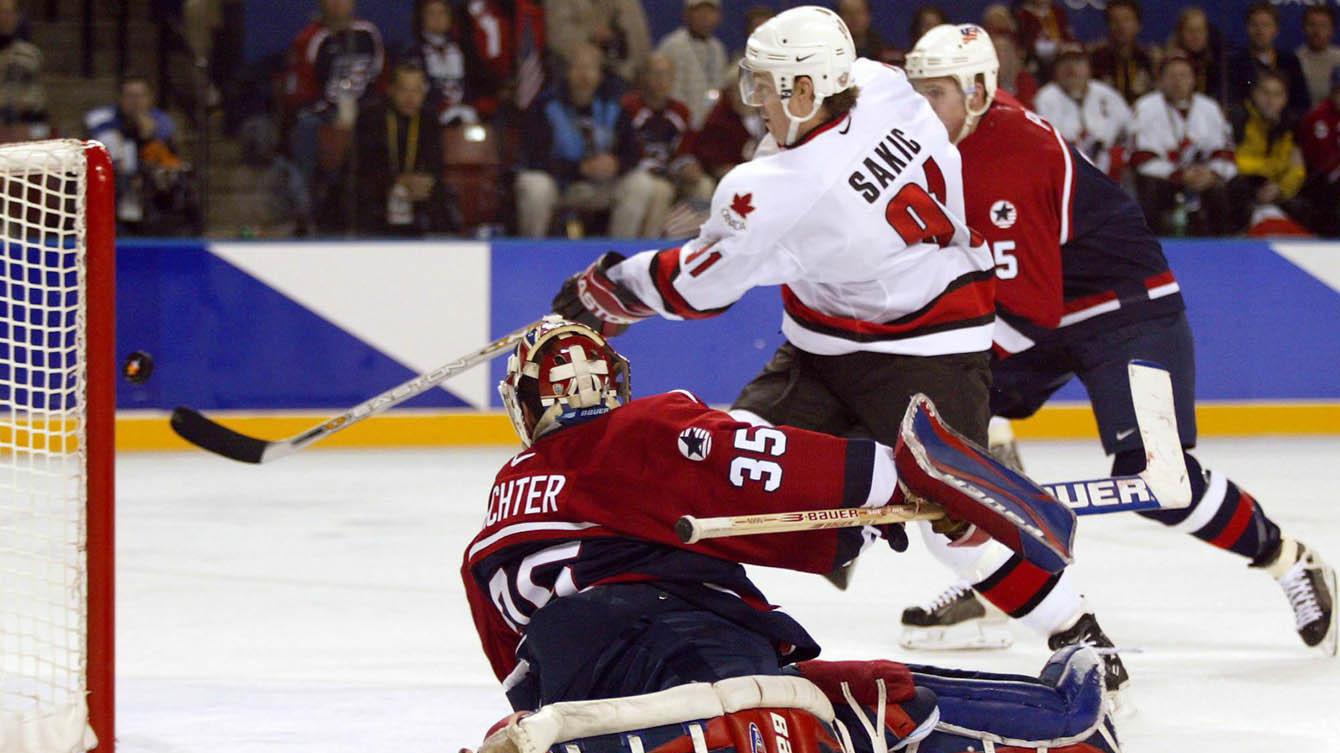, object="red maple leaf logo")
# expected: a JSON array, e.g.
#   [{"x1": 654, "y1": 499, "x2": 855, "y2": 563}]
[{"x1": 730, "y1": 192, "x2": 756, "y2": 217}]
